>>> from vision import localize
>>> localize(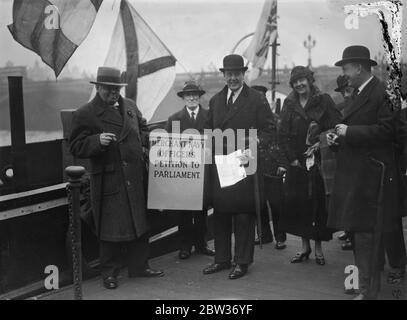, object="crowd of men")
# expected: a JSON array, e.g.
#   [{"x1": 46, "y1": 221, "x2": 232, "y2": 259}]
[{"x1": 69, "y1": 45, "x2": 406, "y2": 300}]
